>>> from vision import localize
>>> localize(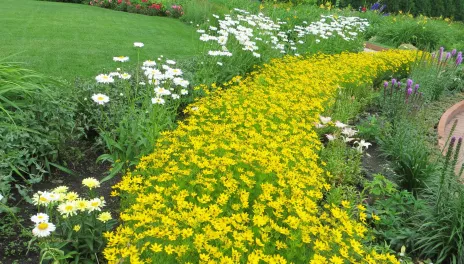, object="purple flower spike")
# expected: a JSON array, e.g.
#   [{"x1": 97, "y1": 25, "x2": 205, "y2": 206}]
[
  {"x1": 406, "y1": 79, "x2": 413, "y2": 88},
  {"x1": 391, "y1": 78, "x2": 397, "y2": 86},
  {"x1": 407, "y1": 87, "x2": 413, "y2": 96},
  {"x1": 456, "y1": 52, "x2": 463, "y2": 66},
  {"x1": 452, "y1": 49, "x2": 457, "y2": 56},
  {"x1": 414, "y1": 84, "x2": 420, "y2": 93},
  {"x1": 397, "y1": 81, "x2": 402, "y2": 88},
  {"x1": 446, "y1": 52, "x2": 451, "y2": 60},
  {"x1": 383, "y1": 81, "x2": 389, "y2": 88},
  {"x1": 439, "y1": 47, "x2": 444, "y2": 61}
]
